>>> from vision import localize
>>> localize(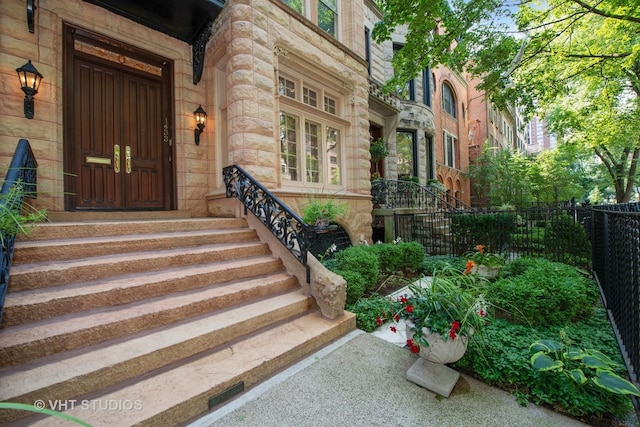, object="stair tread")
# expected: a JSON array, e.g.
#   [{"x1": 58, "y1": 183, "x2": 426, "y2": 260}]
[
  {"x1": 14, "y1": 228, "x2": 256, "y2": 249},
  {"x1": 28, "y1": 311, "x2": 355, "y2": 427},
  {"x1": 0, "y1": 290, "x2": 311, "y2": 401},
  {"x1": 0, "y1": 271, "x2": 294, "y2": 350},
  {"x1": 5, "y1": 256, "x2": 280, "y2": 307},
  {"x1": 10, "y1": 241, "x2": 268, "y2": 272}
]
